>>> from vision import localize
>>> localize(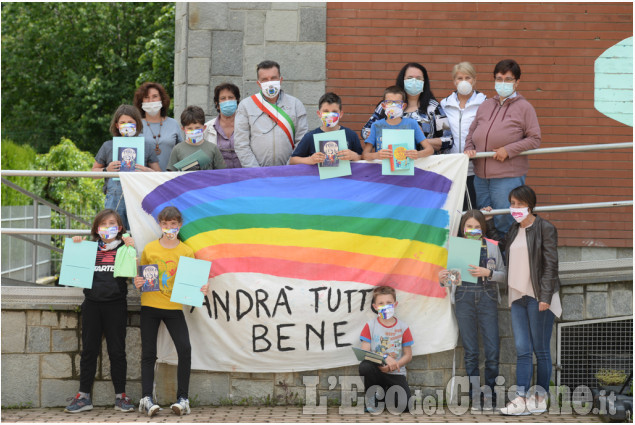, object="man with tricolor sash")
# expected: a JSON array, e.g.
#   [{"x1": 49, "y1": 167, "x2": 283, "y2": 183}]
[{"x1": 234, "y1": 60, "x2": 308, "y2": 167}]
